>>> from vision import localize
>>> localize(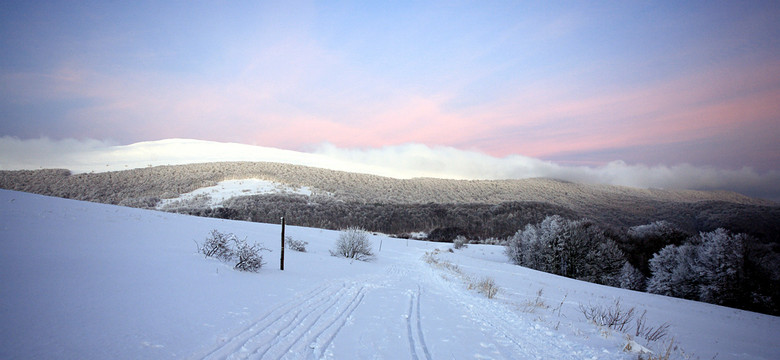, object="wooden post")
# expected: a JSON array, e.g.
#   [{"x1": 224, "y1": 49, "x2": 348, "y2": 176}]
[{"x1": 280, "y1": 216, "x2": 285, "y2": 271}]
